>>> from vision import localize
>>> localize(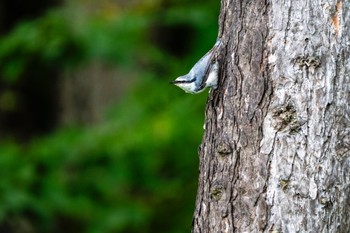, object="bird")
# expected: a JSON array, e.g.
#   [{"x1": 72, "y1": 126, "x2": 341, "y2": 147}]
[{"x1": 170, "y1": 40, "x2": 222, "y2": 94}]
